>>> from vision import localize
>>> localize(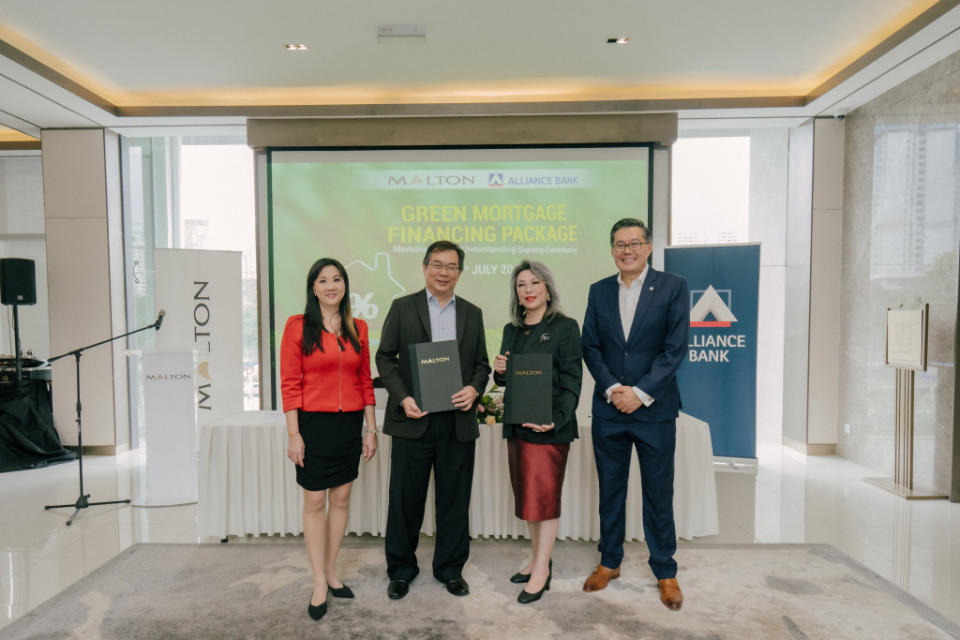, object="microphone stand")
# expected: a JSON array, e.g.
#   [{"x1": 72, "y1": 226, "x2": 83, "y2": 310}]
[{"x1": 44, "y1": 314, "x2": 164, "y2": 525}]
